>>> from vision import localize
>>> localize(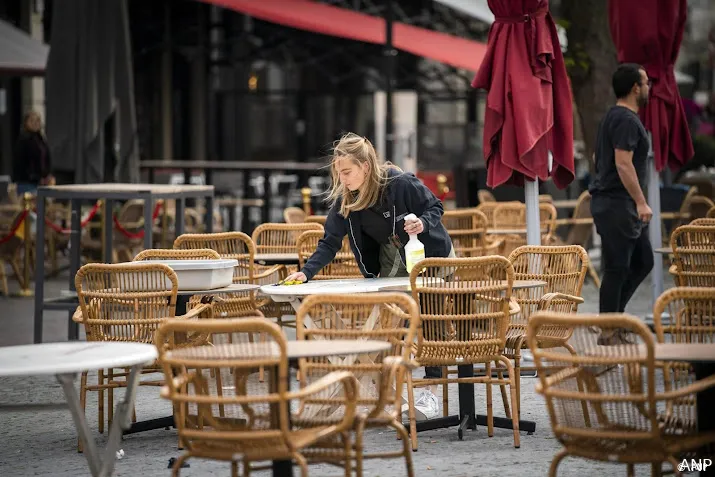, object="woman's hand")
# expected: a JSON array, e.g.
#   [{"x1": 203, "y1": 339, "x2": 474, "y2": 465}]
[
  {"x1": 404, "y1": 216, "x2": 424, "y2": 235},
  {"x1": 283, "y1": 271, "x2": 307, "y2": 283}
]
